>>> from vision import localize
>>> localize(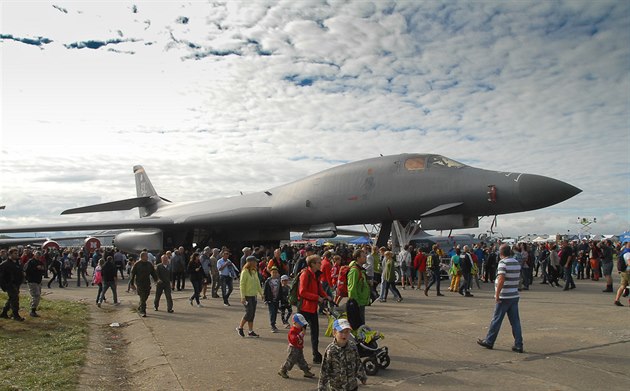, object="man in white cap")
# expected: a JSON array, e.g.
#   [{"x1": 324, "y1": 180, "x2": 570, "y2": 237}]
[
  {"x1": 240, "y1": 247, "x2": 253, "y2": 271},
  {"x1": 318, "y1": 318, "x2": 367, "y2": 390}
]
